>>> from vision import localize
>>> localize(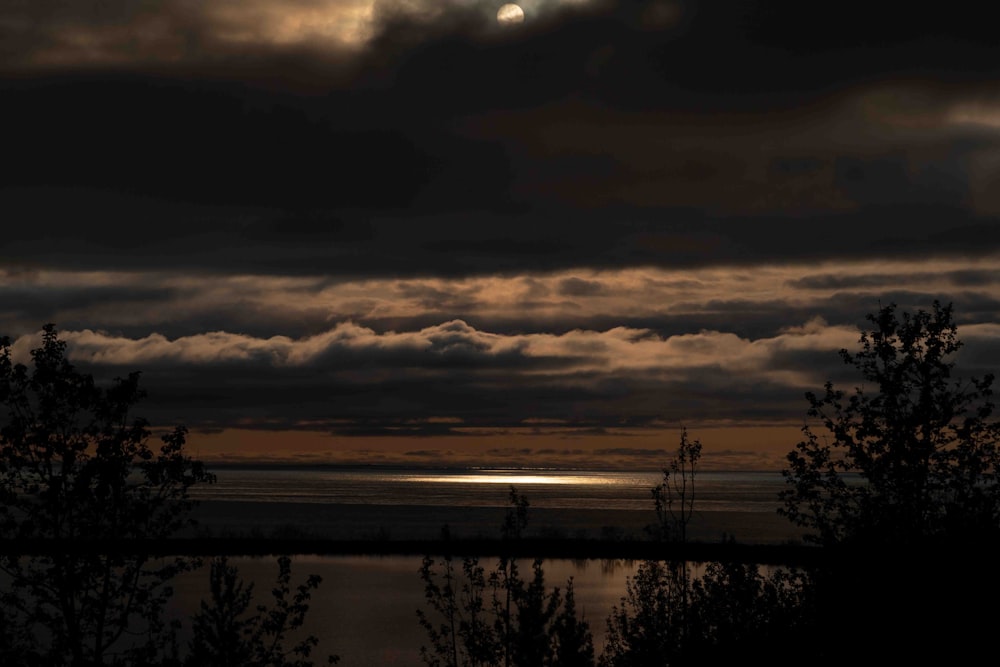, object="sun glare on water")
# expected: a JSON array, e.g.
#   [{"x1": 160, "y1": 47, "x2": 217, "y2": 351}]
[{"x1": 407, "y1": 472, "x2": 606, "y2": 485}]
